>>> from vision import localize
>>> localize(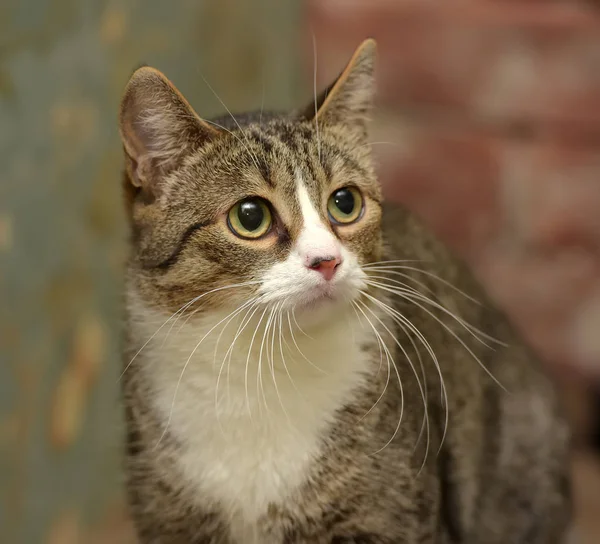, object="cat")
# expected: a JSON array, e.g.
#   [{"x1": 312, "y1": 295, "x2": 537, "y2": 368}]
[{"x1": 118, "y1": 39, "x2": 572, "y2": 543}]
